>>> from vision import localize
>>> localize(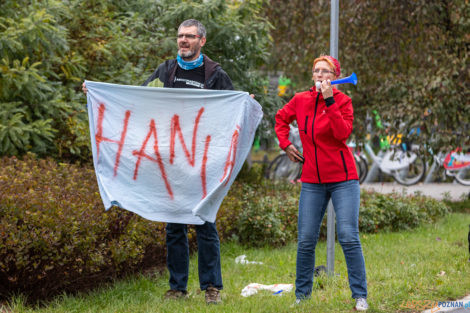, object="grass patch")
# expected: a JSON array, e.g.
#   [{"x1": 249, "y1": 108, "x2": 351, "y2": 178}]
[
  {"x1": 445, "y1": 196, "x2": 470, "y2": 214},
  {"x1": 5, "y1": 213, "x2": 469, "y2": 313}
]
